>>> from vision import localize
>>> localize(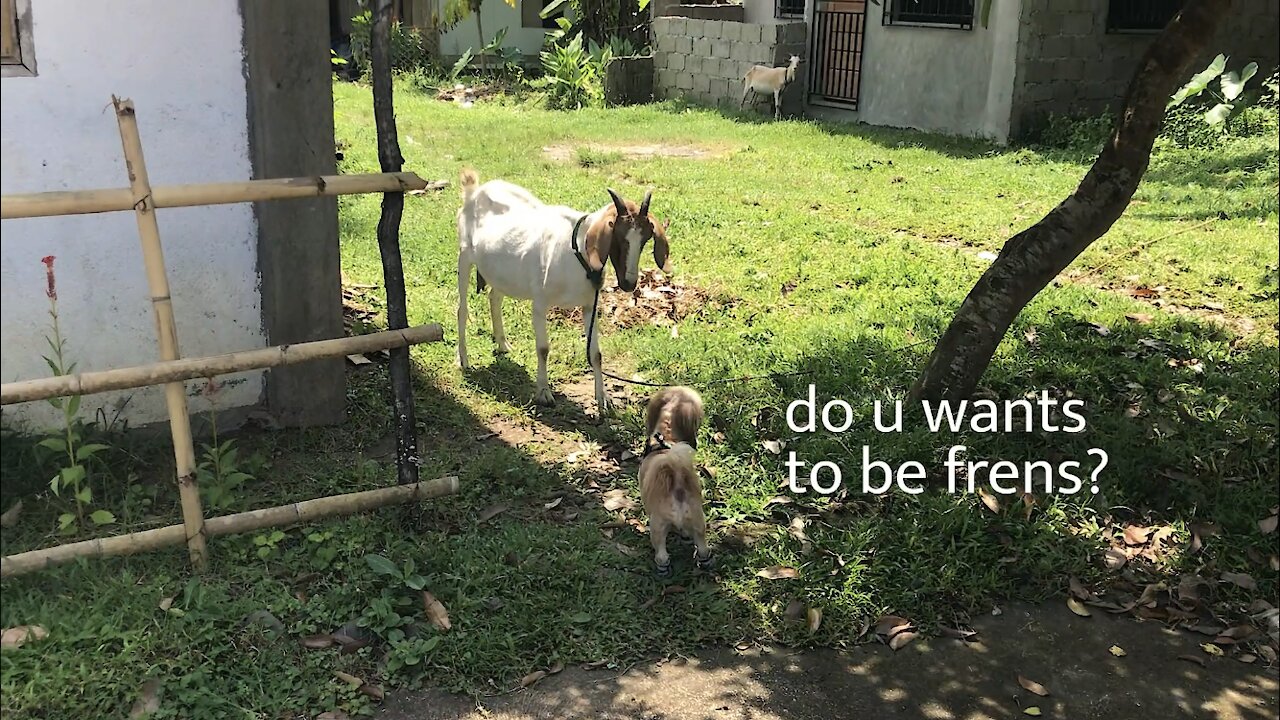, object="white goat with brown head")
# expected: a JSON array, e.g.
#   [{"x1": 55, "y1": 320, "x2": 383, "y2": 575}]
[
  {"x1": 455, "y1": 169, "x2": 671, "y2": 418},
  {"x1": 740, "y1": 54, "x2": 801, "y2": 120}
]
